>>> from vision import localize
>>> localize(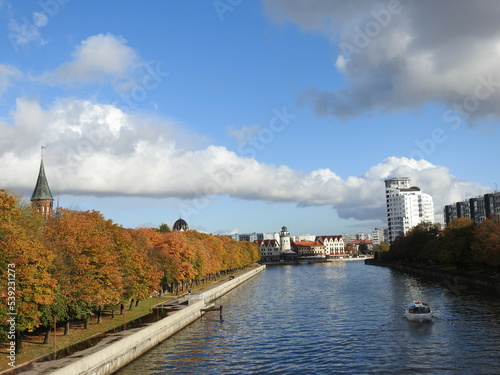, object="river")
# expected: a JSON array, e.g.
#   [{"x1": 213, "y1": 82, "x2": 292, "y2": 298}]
[{"x1": 116, "y1": 261, "x2": 500, "y2": 374}]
